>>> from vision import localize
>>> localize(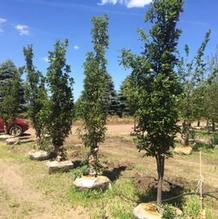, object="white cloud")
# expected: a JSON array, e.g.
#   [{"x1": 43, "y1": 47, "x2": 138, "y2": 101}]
[
  {"x1": 42, "y1": 56, "x2": 49, "y2": 63},
  {"x1": 15, "y1": 24, "x2": 30, "y2": 36},
  {"x1": 127, "y1": 0, "x2": 152, "y2": 8},
  {"x1": 98, "y1": 0, "x2": 152, "y2": 8},
  {"x1": 73, "y1": 45, "x2": 80, "y2": 50},
  {"x1": 0, "y1": 17, "x2": 7, "y2": 32},
  {"x1": 98, "y1": 0, "x2": 118, "y2": 5}
]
